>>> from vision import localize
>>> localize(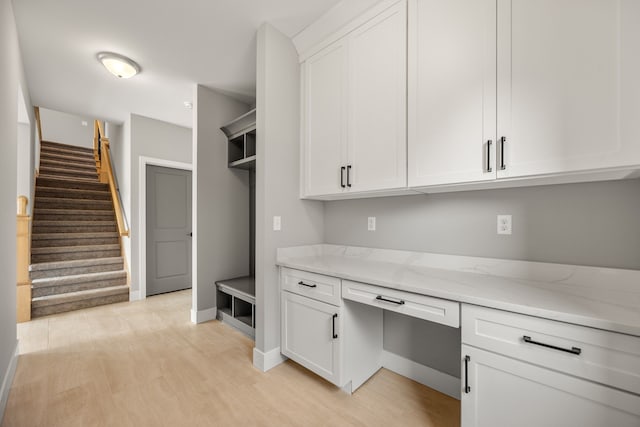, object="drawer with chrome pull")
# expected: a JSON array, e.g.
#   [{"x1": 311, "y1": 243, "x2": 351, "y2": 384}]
[
  {"x1": 341, "y1": 280, "x2": 460, "y2": 328},
  {"x1": 281, "y1": 267, "x2": 342, "y2": 306},
  {"x1": 462, "y1": 304, "x2": 640, "y2": 394}
]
